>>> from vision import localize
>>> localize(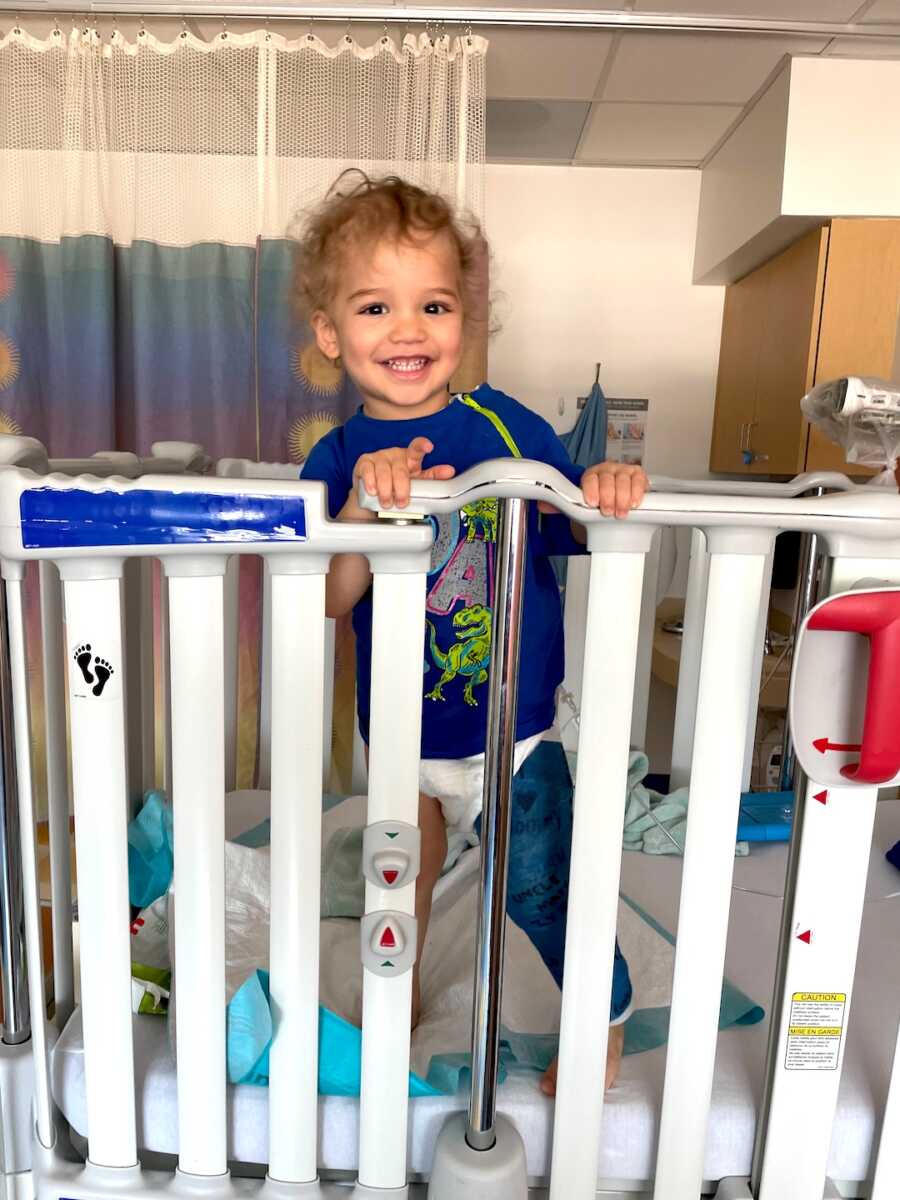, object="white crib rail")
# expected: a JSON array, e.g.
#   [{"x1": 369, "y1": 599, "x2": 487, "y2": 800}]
[
  {"x1": 1, "y1": 456, "x2": 898, "y2": 1200},
  {"x1": 379, "y1": 459, "x2": 900, "y2": 1200},
  {"x1": 0, "y1": 465, "x2": 431, "y2": 1194}
]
